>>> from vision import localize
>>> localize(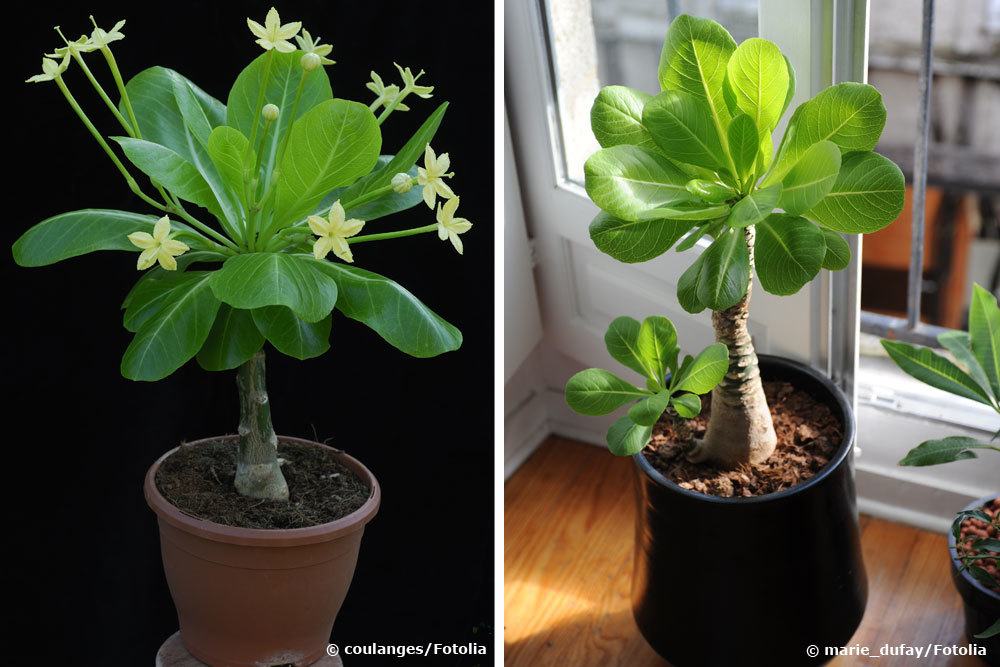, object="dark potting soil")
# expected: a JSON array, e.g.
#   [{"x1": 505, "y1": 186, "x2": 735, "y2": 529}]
[
  {"x1": 957, "y1": 497, "x2": 1000, "y2": 592},
  {"x1": 155, "y1": 439, "x2": 371, "y2": 529},
  {"x1": 643, "y1": 380, "x2": 841, "y2": 497}
]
